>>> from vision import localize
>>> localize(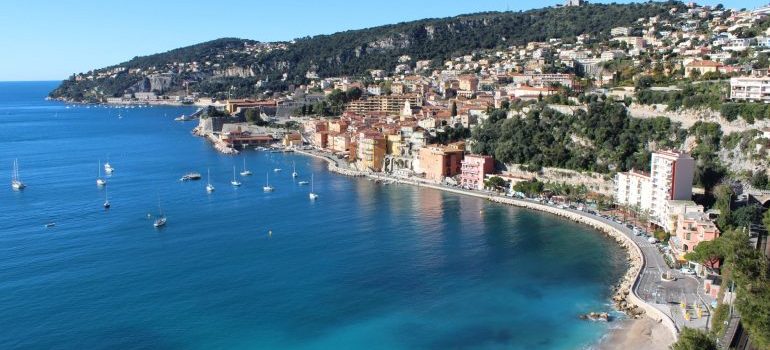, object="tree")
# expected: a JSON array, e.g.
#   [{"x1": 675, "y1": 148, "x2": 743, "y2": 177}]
[
  {"x1": 751, "y1": 170, "x2": 769, "y2": 190},
  {"x1": 732, "y1": 204, "x2": 763, "y2": 230},
  {"x1": 485, "y1": 176, "x2": 508, "y2": 191},
  {"x1": 671, "y1": 328, "x2": 716, "y2": 350},
  {"x1": 714, "y1": 185, "x2": 734, "y2": 230},
  {"x1": 451, "y1": 101, "x2": 458, "y2": 117},
  {"x1": 684, "y1": 239, "x2": 724, "y2": 269}
]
